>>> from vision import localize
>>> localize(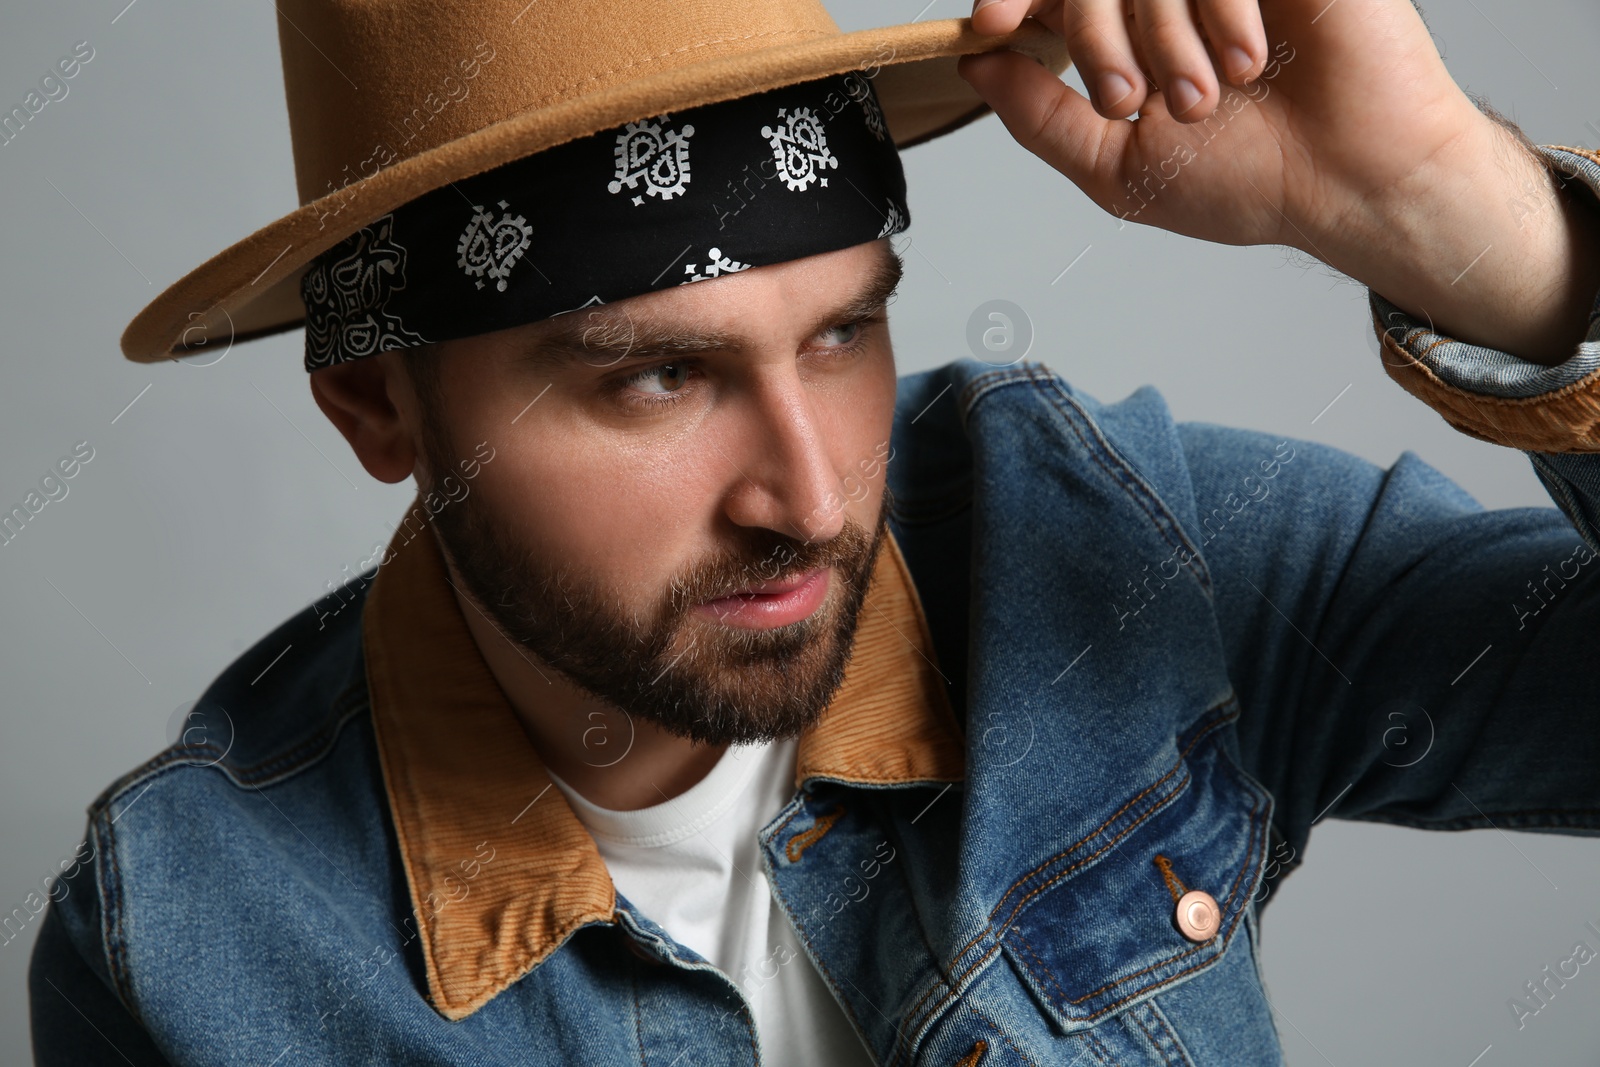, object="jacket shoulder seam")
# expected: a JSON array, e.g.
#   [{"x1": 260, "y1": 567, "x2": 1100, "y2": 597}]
[{"x1": 88, "y1": 682, "x2": 371, "y2": 819}]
